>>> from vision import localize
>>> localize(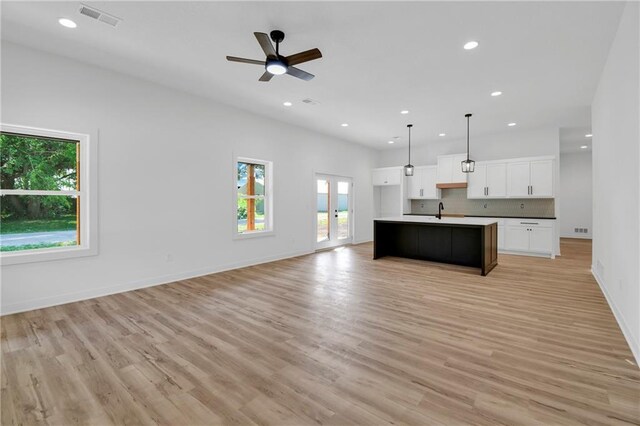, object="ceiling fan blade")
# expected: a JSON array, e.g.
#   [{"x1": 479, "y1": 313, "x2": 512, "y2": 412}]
[
  {"x1": 259, "y1": 71, "x2": 274, "y2": 82},
  {"x1": 254, "y1": 32, "x2": 277, "y2": 57},
  {"x1": 285, "y1": 48, "x2": 322, "y2": 66},
  {"x1": 286, "y1": 66, "x2": 314, "y2": 81},
  {"x1": 226, "y1": 56, "x2": 265, "y2": 65}
]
